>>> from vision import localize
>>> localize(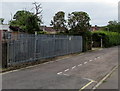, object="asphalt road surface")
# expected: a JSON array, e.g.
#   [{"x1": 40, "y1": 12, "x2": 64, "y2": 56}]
[
  {"x1": 2, "y1": 46, "x2": 118, "y2": 90},
  {"x1": 98, "y1": 68, "x2": 118, "y2": 89}
]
